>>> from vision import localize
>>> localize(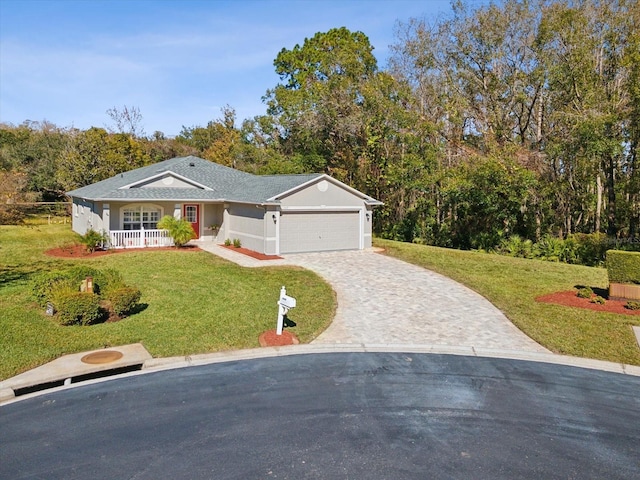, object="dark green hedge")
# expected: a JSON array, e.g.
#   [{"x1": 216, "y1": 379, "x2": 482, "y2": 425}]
[
  {"x1": 107, "y1": 286, "x2": 142, "y2": 316},
  {"x1": 31, "y1": 265, "x2": 140, "y2": 325},
  {"x1": 53, "y1": 291, "x2": 102, "y2": 326},
  {"x1": 606, "y1": 250, "x2": 640, "y2": 284}
]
